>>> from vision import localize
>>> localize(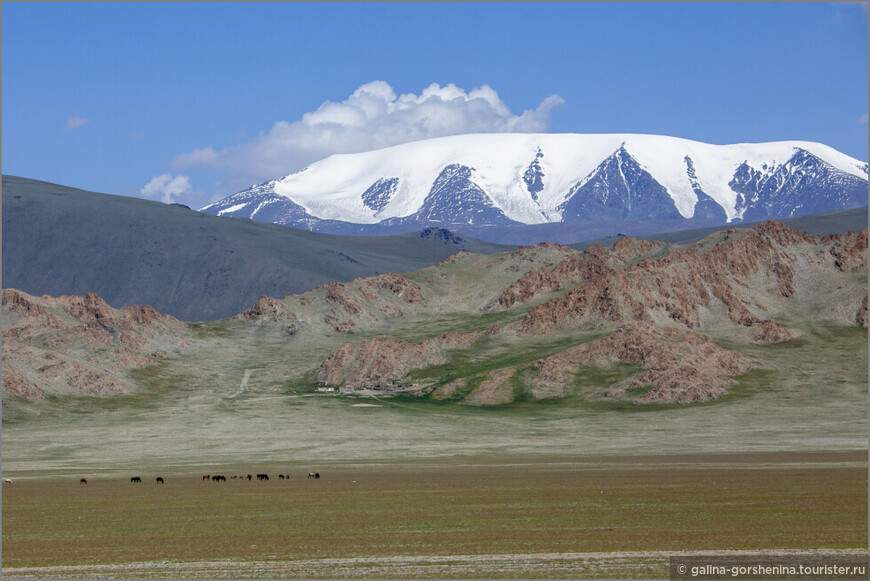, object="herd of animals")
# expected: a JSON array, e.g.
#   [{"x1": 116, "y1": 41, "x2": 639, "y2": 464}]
[
  {"x1": 2, "y1": 473, "x2": 322, "y2": 486},
  {"x1": 198, "y1": 472, "x2": 320, "y2": 482}
]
